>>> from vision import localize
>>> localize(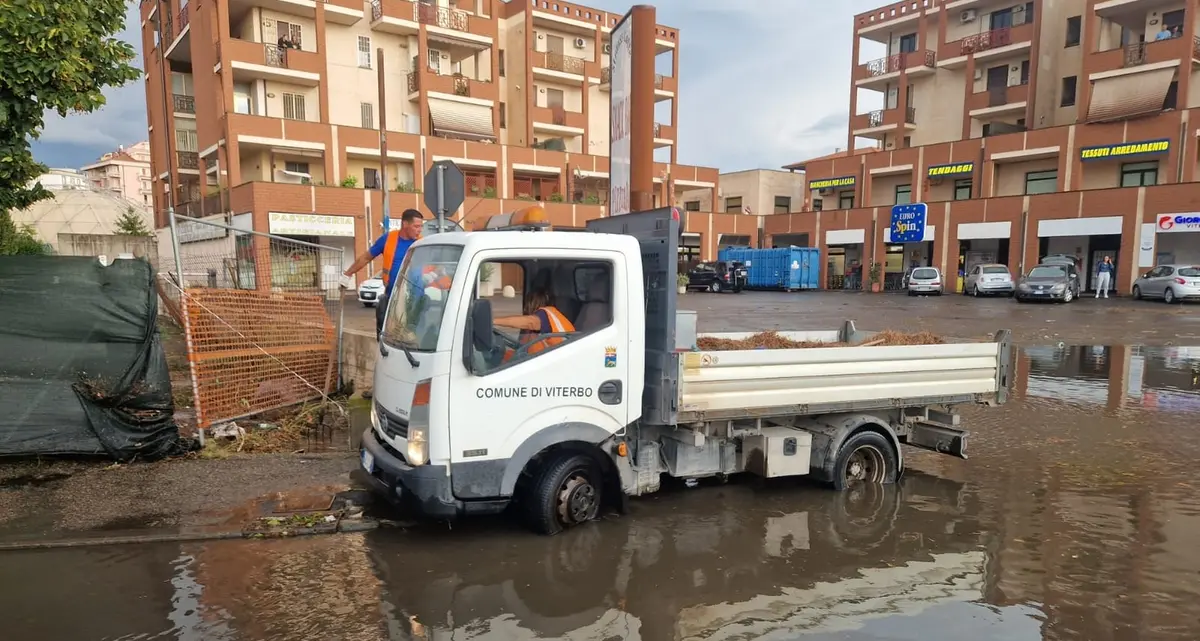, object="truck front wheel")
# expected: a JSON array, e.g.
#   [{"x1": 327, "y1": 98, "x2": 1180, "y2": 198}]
[
  {"x1": 831, "y1": 431, "x2": 898, "y2": 491},
  {"x1": 524, "y1": 453, "x2": 603, "y2": 535}
]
